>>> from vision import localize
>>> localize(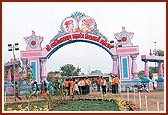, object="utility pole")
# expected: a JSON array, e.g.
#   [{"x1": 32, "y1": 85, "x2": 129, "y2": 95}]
[
  {"x1": 154, "y1": 42, "x2": 157, "y2": 72},
  {"x1": 87, "y1": 65, "x2": 90, "y2": 75},
  {"x1": 8, "y1": 43, "x2": 19, "y2": 101},
  {"x1": 154, "y1": 42, "x2": 157, "y2": 56}
]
